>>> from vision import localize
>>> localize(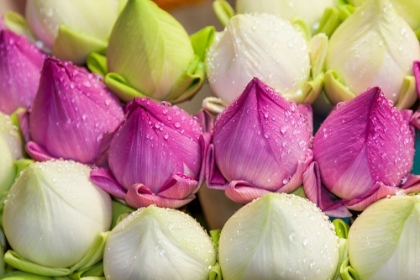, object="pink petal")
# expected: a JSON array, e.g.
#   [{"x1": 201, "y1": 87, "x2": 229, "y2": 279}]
[
  {"x1": 400, "y1": 174, "x2": 420, "y2": 194},
  {"x1": 303, "y1": 162, "x2": 351, "y2": 217},
  {"x1": 212, "y1": 78, "x2": 312, "y2": 191},
  {"x1": 25, "y1": 141, "x2": 54, "y2": 162},
  {"x1": 344, "y1": 182, "x2": 400, "y2": 211},
  {"x1": 297, "y1": 104, "x2": 314, "y2": 135},
  {"x1": 29, "y1": 58, "x2": 124, "y2": 164},
  {"x1": 108, "y1": 98, "x2": 203, "y2": 193},
  {"x1": 125, "y1": 184, "x2": 195, "y2": 208},
  {"x1": 0, "y1": 30, "x2": 45, "y2": 114},
  {"x1": 314, "y1": 87, "x2": 414, "y2": 199},
  {"x1": 205, "y1": 142, "x2": 229, "y2": 190},
  {"x1": 195, "y1": 109, "x2": 214, "y2": 133},
  {"x1": 414, "y1": 61, "x2": 420, "y2": 97},
  {"x1": 158, "y1": 173, "x2": 199, "y2": 199},
  {"x1": 90, "y1": 168, "x2": 127, "y2": 199},
  {"x1": 225, "y1": 180, "x2": 271, "y2": 204},
  {"x1": 277, "y1": 150, "x2": 313, "y2": 193},
  {"x1": 18, "y1": 109, "x2": 30, "y2": 143}
]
